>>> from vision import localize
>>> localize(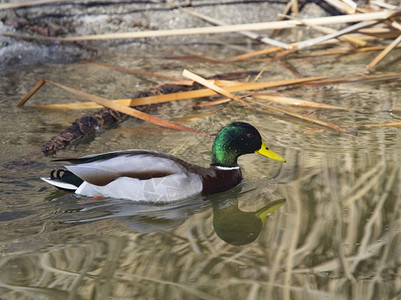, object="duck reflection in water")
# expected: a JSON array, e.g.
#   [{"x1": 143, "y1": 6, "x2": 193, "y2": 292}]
[
  {"x1": 212, "y1": 195, "x2": 285, "y2": 246},
  {"x1": 47, "y1": 185, "x2": 285, "y2": 245}
]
